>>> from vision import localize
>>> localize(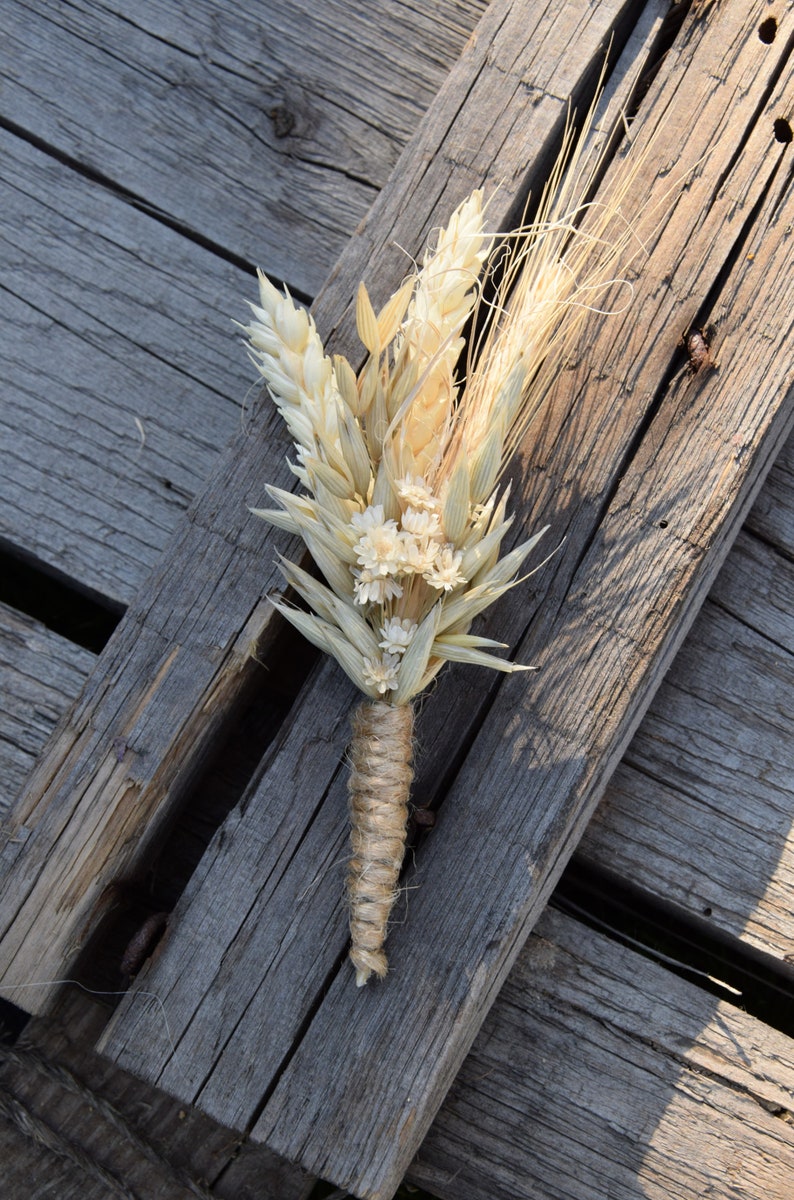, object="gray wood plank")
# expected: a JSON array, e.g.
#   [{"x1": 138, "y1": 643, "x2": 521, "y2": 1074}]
[
  {"x1": 0, "y1": 127, "x2": 255, "y2": 606},
  {"x1": 0, "y1": 997, "x2": 313, "y2": 1200},
  {"x1": 746, "y1": 431, "x2": 794, "y2": 557},
  {"x1": 0, "y1": 0, "x2": 486, "y2": 297},
  {"x1": 0, "y1": 603, "x2": 94, "y2": 815},
  {"x1": 0, "y1": 0, "x2": 640, "y2": 1014},
  {"x1": 1, "y1": 369, "x2": 791, "y2": 1200},
  {"x1": 410, "y1": 907, "x2": 794, "y2": 1200},
  {"x1": 580, "y1": 533, "x2": 794, "y2": 963},
  {"x1": 94, "y1": 5, "x2": 794, "y2": 1196}
]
